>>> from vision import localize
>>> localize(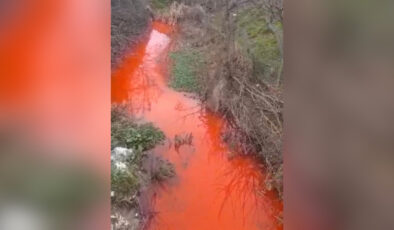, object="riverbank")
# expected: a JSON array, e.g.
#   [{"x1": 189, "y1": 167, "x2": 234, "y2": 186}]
[
  {"x1": 111, "y1": 105, "x2": 175, "y2": 229},
  {"x1": 111, "y1": 0, "x2": 152, "y2": 68},
  {"x1": 156, "y1": 0, "x2": 283, "y2": 199}
]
